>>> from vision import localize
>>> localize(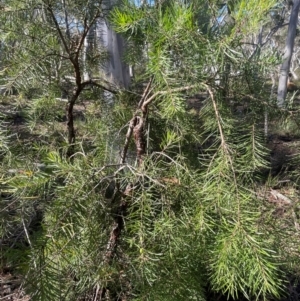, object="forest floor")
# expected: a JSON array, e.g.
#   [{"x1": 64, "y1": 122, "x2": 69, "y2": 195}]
[
  {"x1": 0, "y1": 269, "x2": 29, "y2": 301},
  {"x1": 1, "y1": 95, "x2": 300, "y2": 300}
]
